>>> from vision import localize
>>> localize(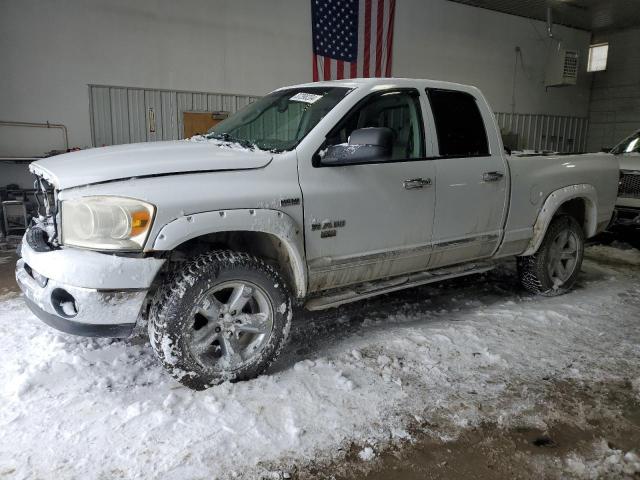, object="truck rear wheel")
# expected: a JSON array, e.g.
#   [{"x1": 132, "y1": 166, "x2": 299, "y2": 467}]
[
  {"x1": 149, "y1": 250, "x2": 292, "y2": 390},
  {"x1": 517, "y1": 215, "x2": 585, "y2": 296}
]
